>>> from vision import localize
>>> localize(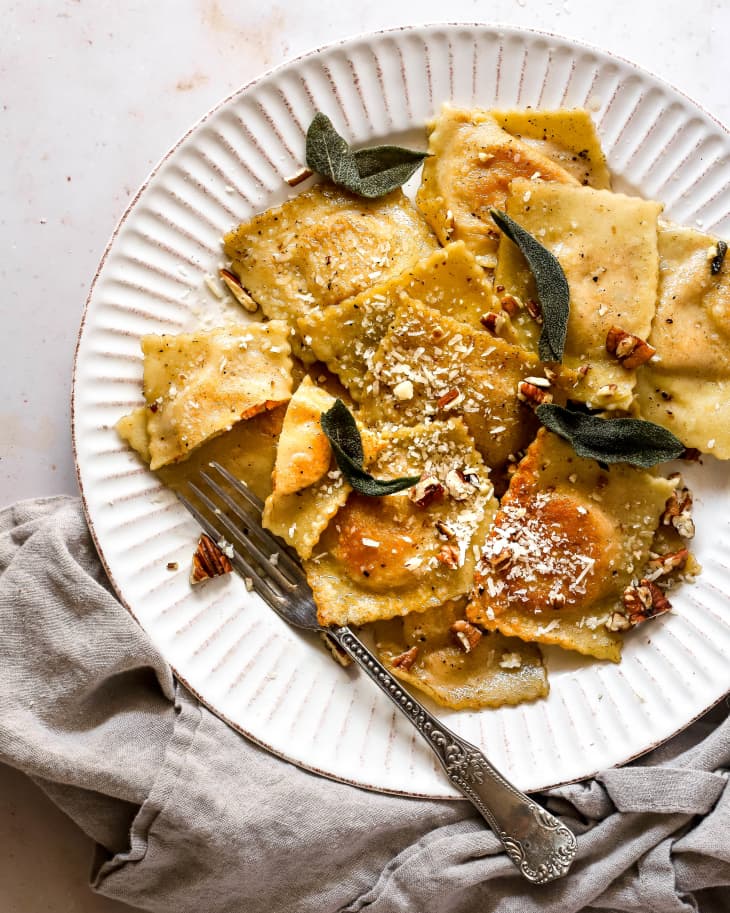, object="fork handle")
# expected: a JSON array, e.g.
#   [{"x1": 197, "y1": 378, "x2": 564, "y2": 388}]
[{"x1": 330, "y1": 625, "x2": 577, "y2": 885}]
